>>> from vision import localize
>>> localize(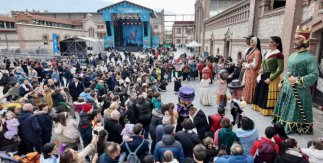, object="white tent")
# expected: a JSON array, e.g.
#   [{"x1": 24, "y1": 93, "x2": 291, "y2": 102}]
[
  {"x1": 186, "y1": 41, "x2": 201, "y2": 47},
  {"x1": 77, "y1": 37, "x2": 104, "y2": 54}
]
